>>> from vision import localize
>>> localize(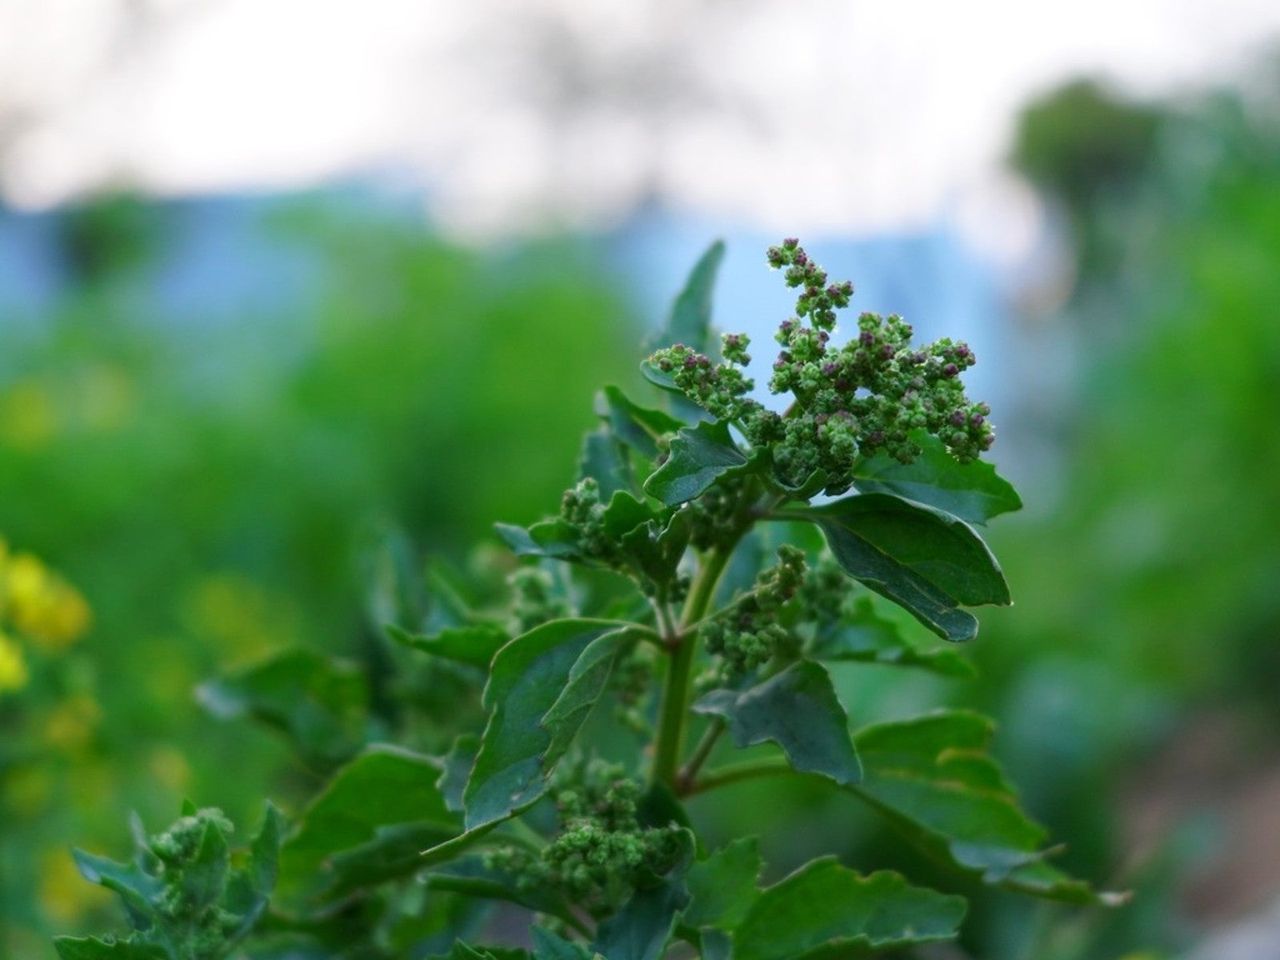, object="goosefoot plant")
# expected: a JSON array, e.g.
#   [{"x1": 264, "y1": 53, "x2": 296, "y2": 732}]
[{"x1": 56, "y1": 240, "x2": 1120, "y2": 960}]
